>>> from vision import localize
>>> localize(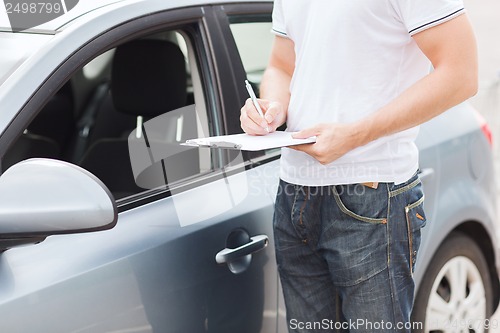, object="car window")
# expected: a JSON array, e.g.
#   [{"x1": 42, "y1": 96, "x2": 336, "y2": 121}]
[
  {"x1": 228, "y1": 15, "x2": 284, "y2": 153},
  {"x1": 229, "y1": 18, "x2": 273, "y2": 97},
  {"x1": 4, "y1": 28, "x2": 216, "y2": 200}
]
